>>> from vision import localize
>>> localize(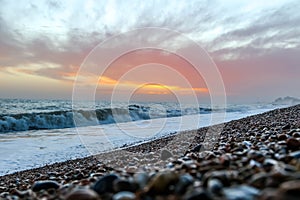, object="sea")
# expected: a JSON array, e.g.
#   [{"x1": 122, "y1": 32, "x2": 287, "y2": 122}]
[{"x1": 0, "y1": 98, "x2": 288, "y2": 175}]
